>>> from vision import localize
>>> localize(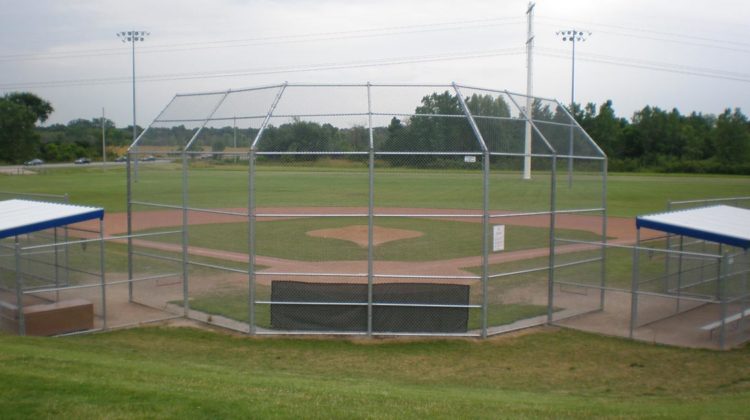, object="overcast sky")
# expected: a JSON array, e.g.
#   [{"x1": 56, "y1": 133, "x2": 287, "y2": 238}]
[{"x1": 1, "y1": 0, "x2": 748, "y2": 127}]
